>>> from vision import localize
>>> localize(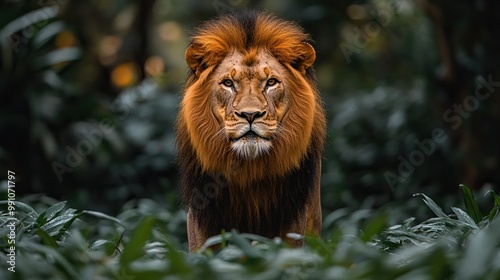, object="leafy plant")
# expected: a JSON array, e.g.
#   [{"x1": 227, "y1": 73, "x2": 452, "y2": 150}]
[{"x1": 1, "y1": 185, "x2": 500, "y2": 279}]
